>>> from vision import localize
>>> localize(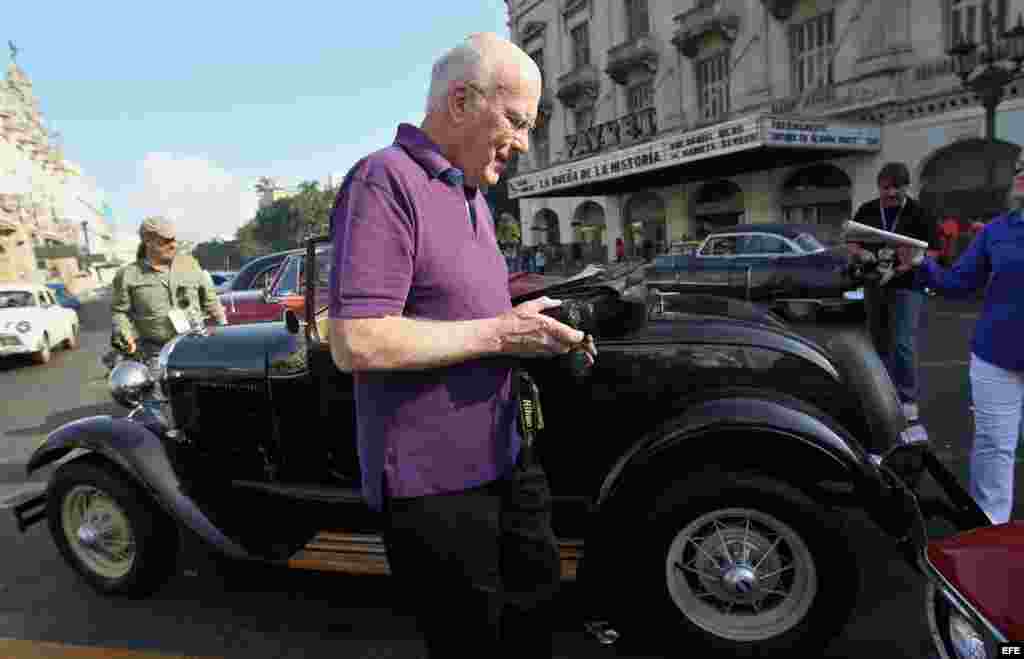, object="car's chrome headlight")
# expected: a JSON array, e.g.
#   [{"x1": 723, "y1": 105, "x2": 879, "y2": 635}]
[
  {"x1": 109, "y1": 360, "x2": 155, "y2": 408},
  {"x1": 15, "y1": 321, "x2": 30, "y2": 333}
]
